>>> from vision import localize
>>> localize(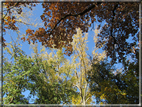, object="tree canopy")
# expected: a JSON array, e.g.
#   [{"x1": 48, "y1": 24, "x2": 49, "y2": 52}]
[
  {"x1": 1, "y1": 0, "x2": 140, "y2": 105},
  {"x1": 3, "y1": 27, "x2": 139, "y2": 104},
  {"x1": 87, "y1": 56, "x2": 139, "y2": 104},
  {"x1": 2, "y1": 1, "x2": 140, "y2": 64}
]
